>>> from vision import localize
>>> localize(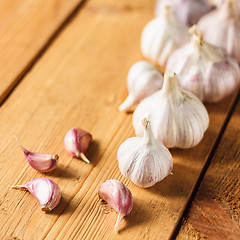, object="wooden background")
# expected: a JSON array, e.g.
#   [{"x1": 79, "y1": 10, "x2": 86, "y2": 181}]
[{"x1": 0, "y1": 0, "x2": 239, "y2": 239}]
